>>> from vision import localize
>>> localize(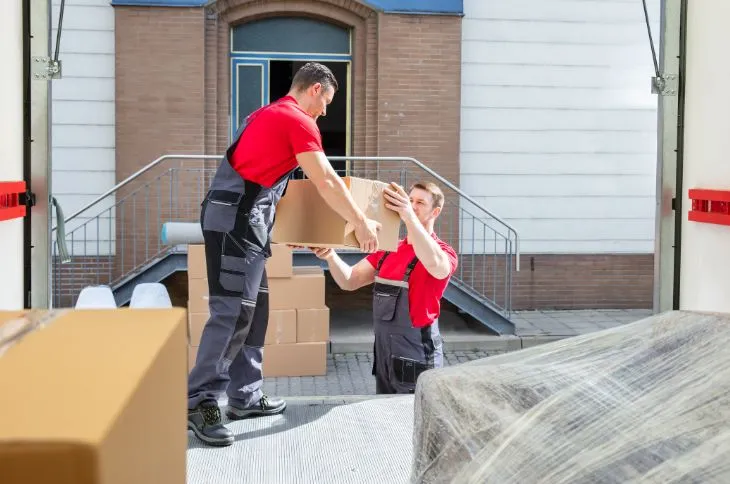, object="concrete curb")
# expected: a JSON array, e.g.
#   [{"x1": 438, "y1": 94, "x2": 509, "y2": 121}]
[{"x1": 330, "y1": 334, "x2": 573, "y2": 354}]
